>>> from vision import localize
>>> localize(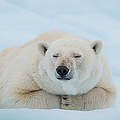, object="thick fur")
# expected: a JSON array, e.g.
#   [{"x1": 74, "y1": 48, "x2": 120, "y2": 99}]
[{"x1": 0, "y1": 31, "x2": 116, "y2": 110}]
